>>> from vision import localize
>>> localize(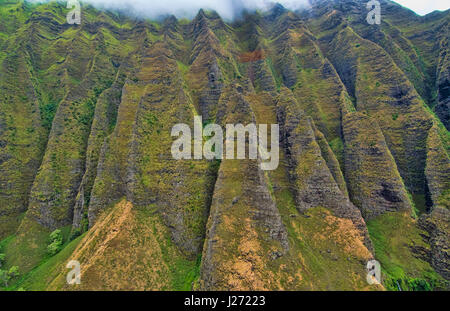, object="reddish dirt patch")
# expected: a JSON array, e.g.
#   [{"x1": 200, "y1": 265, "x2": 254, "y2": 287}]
[{"x1": 238, "y1": 50, "x2": 266, "y2": 63}]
